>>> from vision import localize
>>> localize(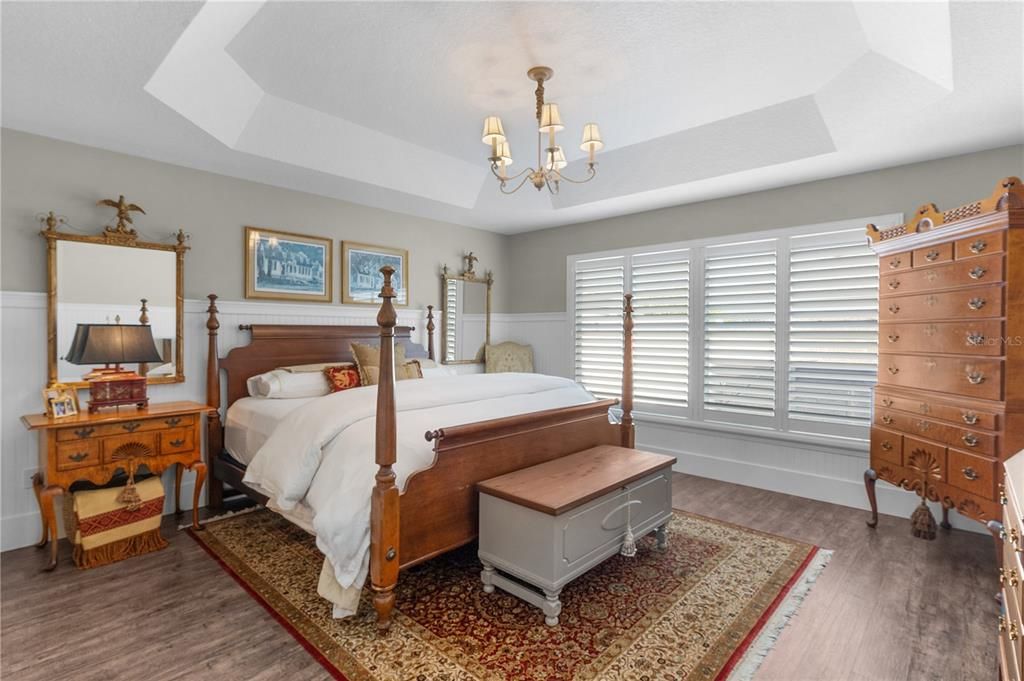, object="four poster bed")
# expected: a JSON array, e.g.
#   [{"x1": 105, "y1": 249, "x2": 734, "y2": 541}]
[{"x1": 203, "y1": 267, "x2": 636, "y2": 631}]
